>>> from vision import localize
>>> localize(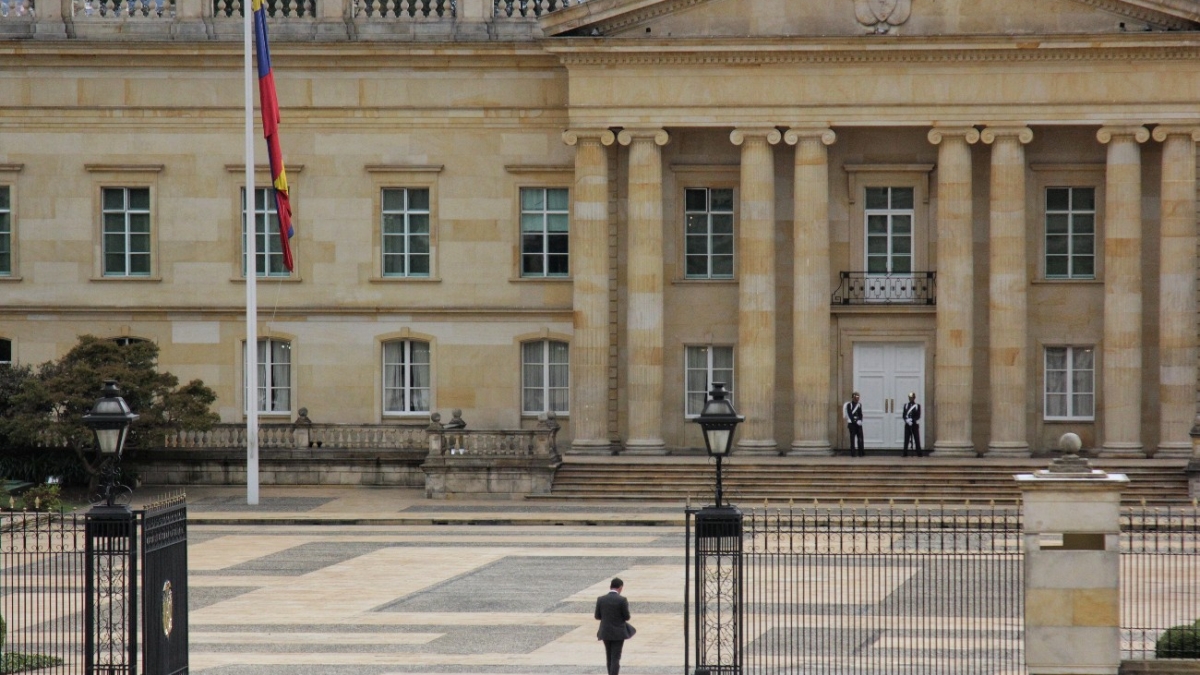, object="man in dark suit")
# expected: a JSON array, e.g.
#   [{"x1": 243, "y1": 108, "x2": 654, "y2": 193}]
[
  {"x1": 902, "y1": 391, "x2": 922, "y2": 457},
  {"x1": 595, "y1": 577, "x2": 631, "y2": 675},
  {"x1": 844, "y1": 391, "x2": 864, "y2": 457}
]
